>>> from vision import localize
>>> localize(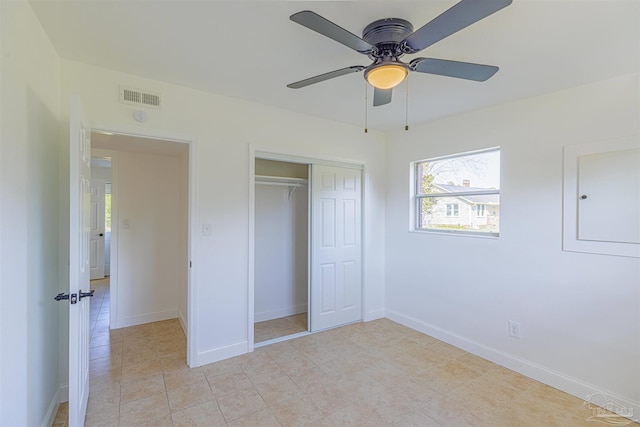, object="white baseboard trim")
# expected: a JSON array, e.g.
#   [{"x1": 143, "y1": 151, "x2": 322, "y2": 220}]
[
  {"x1": 194, "y1": 341, "x2": 248, "y2": 368},
  {"x1": 115, "y1": 309, "x2": 177, "y2": 329},
  {"x1": 178, "y1": 310, "x2": 187, "y2": 335},
  {"x1": 42, "y1": 387, "x2": 63, "y2": 427},
  {"x1": 364, "y1": 308, "x2": 385, "y2": 322},
  {"x1": 385, "y1": 309, "x2": 640, "y2": 422},
  {"x1": 255, "y1": 304, "x2": 307, "y2": 323},
  {"x1": 58, "y1": 384, "x2": 68, "y2": 403}
]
